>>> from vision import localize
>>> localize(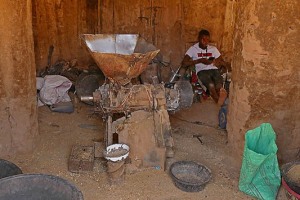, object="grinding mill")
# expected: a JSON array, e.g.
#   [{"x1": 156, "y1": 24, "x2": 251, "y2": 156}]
[{"x1": 81, "y1": 34, "x2": 193, "y2": 172}]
